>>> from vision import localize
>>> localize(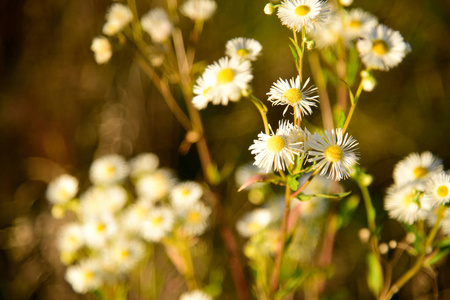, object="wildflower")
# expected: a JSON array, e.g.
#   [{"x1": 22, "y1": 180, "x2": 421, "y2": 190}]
[
  {"x1": 384, "y1": 182, "x2": 431, "y2": 225},
  {"x1": 83, "y1": 215, "x2": 118, "y2": 249},
  {"x1": 65, "y1": 260, "x2": 103, "y2": 294},
  {"x1": 267, "y1": 76, "x2": 319, "y2": 117},
  {"x1": 393, "y1": 151, "x2": 443, "y2": 186},
  {"x1": 308, "y1": 13, "x2": 342, "y2": 48},
  {"x1": 180, "y1": 202, "x2": 211, "y2": 236},
  {"x1": 103, "y1": 238, "x2": 145, "y2": 273},
  {"x1": 225, "y1": 37, "x2": 262, "y2": 61},
  {"x1": 170, "y1": 181, "x2": 203, "y2": 209},
  {"x1": 180, "y1": 290, "x2": 213, "y2": 300},
  {"x1": 102, "y1": 3, "x2": 133, "y2": 36},
  {"x1": 180, "y1": 0, "x2": 217, "y2": 21},
  {"x1": 90, "y1": 37, "x2": 112, "y2": 64},
  {"x1": 361, "y1": 70, "x2": 377, "y2": 92},
  {"x1": 141, "y1": 206, "x2": 175, "y2": 242},
  {"x1": 57, "y1": 223, "x2": 84, "y2": 253},
  {"x1": 141, "y1": 8, "x2": 173, "y2": 43},
  {"x1": 46, "y1": 174, "x2": 78, "y2": 205},
  {"x1": 192, "y1": 74, "x2": 214, "y2": 109},
  {"x1": 357, "y1": 24, "x2": 411, "y2": 71},
  {"x1": 277, "y1": 0, "x2": 330, "y2": 33},
  {"x1": 89, "y1": 154, "x2": 129, "y2": 186},
  {"x1": 341, "y1": 9, "x2": 378, "y2": 42},
  {"x1": 202, "y1": 57, "x2": 253, "y2": 105},
  {"x1": 249, "y1": 121, "x2": 301, "y2": 173},
  {"x1": 121, "y1": 200, "x2": 153, "y2": 233},
  {"x1": 424, "y1": 172, "x2": 450, "y2": 205},
  {"x1": 129, "y1": 152, "x2": 159, "y2": 178},
  {"x1": 236, "y1": 208, "x2": 272, "y2": 237},
  {"x1": 264, "y1": 3, "x2": 276, "y2": 15},
  {"x1": 307, "y1": 128, "x2": 359, "y2": 181},
  {"x1": 136, "y1": 169, "x2": 175, "y2": 202}
]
